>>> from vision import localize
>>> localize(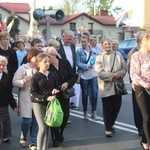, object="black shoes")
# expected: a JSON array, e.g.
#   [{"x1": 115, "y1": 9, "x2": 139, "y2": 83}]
[
  {"x1": 105, "y1": 131, "x2": 113, "y2": 138},
  {"x1": 52, "y1": 141, "x2": 59, "y2": 147},
  {"x1": 111, "y1": 126, "x2": 116, "y2": 133}
]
